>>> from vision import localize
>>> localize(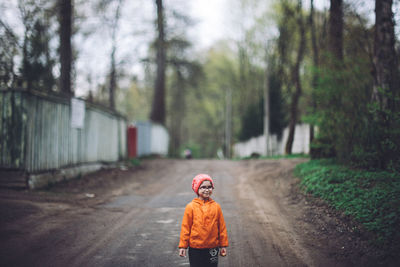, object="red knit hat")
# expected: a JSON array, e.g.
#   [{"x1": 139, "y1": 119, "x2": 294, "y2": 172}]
[{"x1": 192, "y1": 174, "x2": 214, "y2": 194}]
